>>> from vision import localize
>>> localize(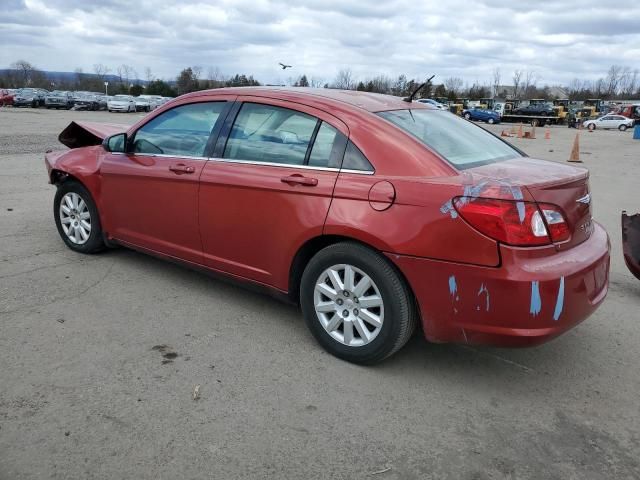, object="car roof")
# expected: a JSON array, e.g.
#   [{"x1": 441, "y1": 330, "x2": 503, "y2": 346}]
[{"x1": 181, "y1": 87, "x2": 434, "y2": 113}]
